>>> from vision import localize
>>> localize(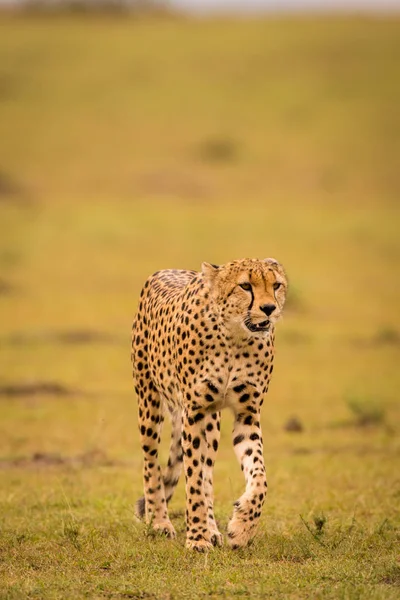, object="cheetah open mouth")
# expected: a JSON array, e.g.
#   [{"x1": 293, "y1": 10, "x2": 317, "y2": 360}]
[{"x1": 245, "y1": 319, "x2": 270, "y2": 333}]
